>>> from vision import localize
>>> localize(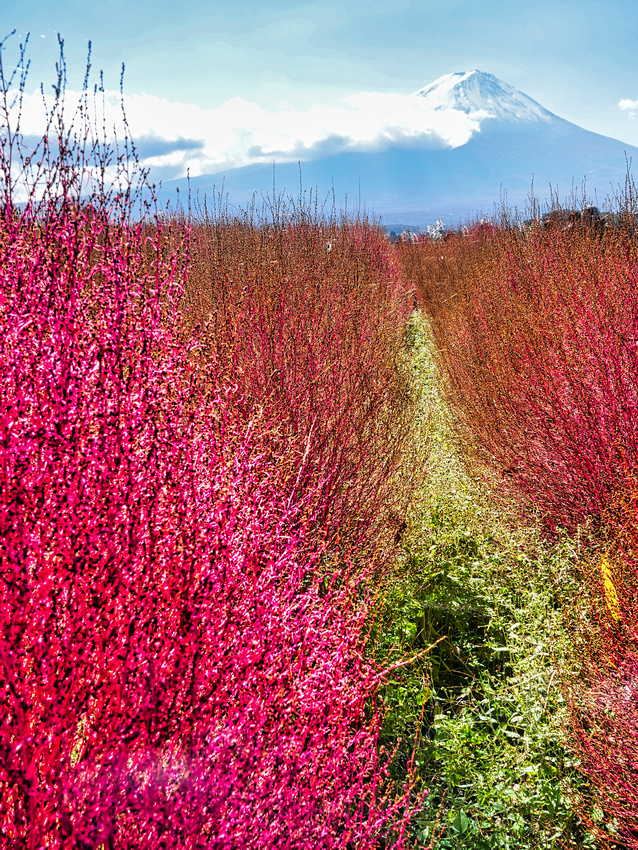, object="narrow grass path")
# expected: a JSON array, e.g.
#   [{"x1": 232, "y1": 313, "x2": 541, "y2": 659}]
[{"x1": 377, "y1": 313, "x2": 596, "y2": 849}]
